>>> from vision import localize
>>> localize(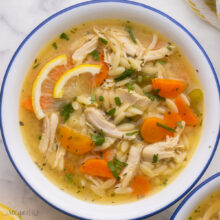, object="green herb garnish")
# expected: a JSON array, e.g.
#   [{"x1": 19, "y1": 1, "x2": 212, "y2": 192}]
[
  {"x1": 73, "y1": 96, "x2": 77, "y2": 101},
  {"x1": 126, "y1": 25, "x2": 137, "y2": 44},
  {"x1": 65, "y1": 174, "x2": 73, "y2": 182},
  {"x1": 90, "y1": 130, "x2": 105, "y2": 146},
  {"x1": 114, "y1": 97, "x2": 121, "y2": 106},
  {"x1": 100, "y1": 152, "x2": 103, "y2": 158},
  {"x1": 114, "y1": 68, "x2": 136, "y2": 82},
  {"x1": 60, "y1": 32, "x2": 69, "y2": 41},
  {"x1": 107, "y1": 108, "x2": 116, "y2": 117},
  {"x1": 152, "y1": 154, "x2": 158, "y2": 163},
  {"x1": 38, "y1": 136, "x2": 42, "y2": 140},
  {"x1": 99, "y1": 96, "x2": 104, "y2": 102},
  {"x1": 177, "y1": 121, "x2": 183, "y2": 128},
  {"x1": 91, "y1": 94, "x2": 96, "y2": 104},
  {"x1": 52, "y1": 42, "x2": 57, "y2": 50},
  {"x1": 163, "y1": 179, "x2": 168, "y2": 186},
  {"x1": 167, "y1": 46, "x2": 172, "y2": 51},
  {"x1": 99, "y1": 37, "x2": 108, "y2": 45},
  {"x1": 127, "y1": 83, "x2": 134, "y2": 93},
  {"x1": 90, "y1": 50, "x2": 99, "y2": 61},
  {"x1": 108, "y1": 157, "x2": 128, "y2": 180},
  {"x1": 61, "y1": 103, "x2": 74, "y2": 122},
  {"x1": 126, "y1": 131, "x2": 138, "y2": 136},
  {"x1": 157, "y1": 122, "x2": 176, "y2": 133},
  {"x1": 33, "y1": 63, "x2": 40, "y2": 69}
]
